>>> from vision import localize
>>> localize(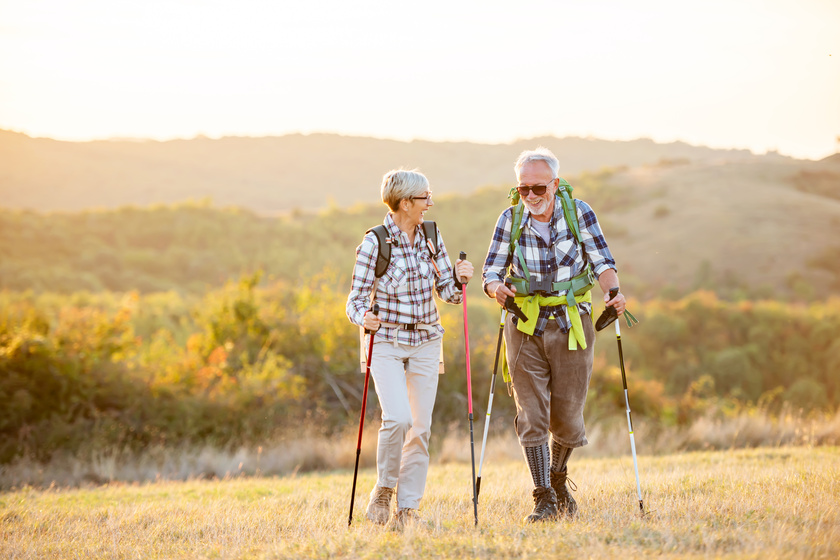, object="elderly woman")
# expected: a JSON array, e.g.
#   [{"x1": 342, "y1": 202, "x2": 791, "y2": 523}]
[{"x1": 346, "y1": 169, "x2": 473, "y2": 528}]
